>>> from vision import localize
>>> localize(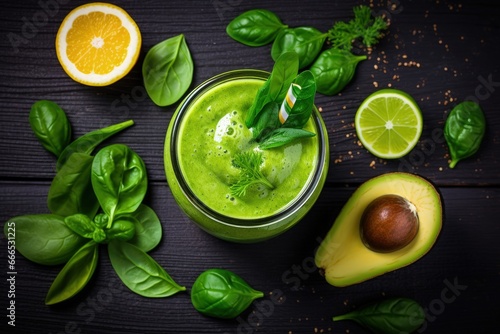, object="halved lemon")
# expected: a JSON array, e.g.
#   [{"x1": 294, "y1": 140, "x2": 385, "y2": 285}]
[
  {"x1": 55, "y1": 3, "x2": 141, "y2": 86},
  {"x1": 355, "y1": 89, "x2": 423, "y2": 159}
]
